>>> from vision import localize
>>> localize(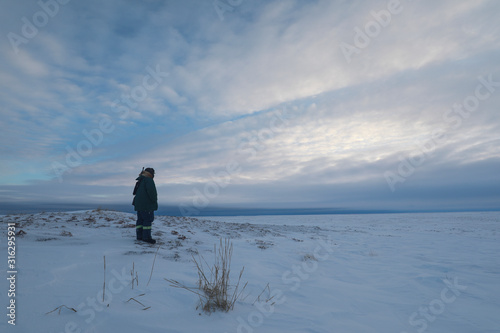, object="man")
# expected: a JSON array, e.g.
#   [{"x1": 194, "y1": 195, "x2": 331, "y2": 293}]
[{"x1": 132, "y1": 167, "x2": 158, "y2": 244}]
